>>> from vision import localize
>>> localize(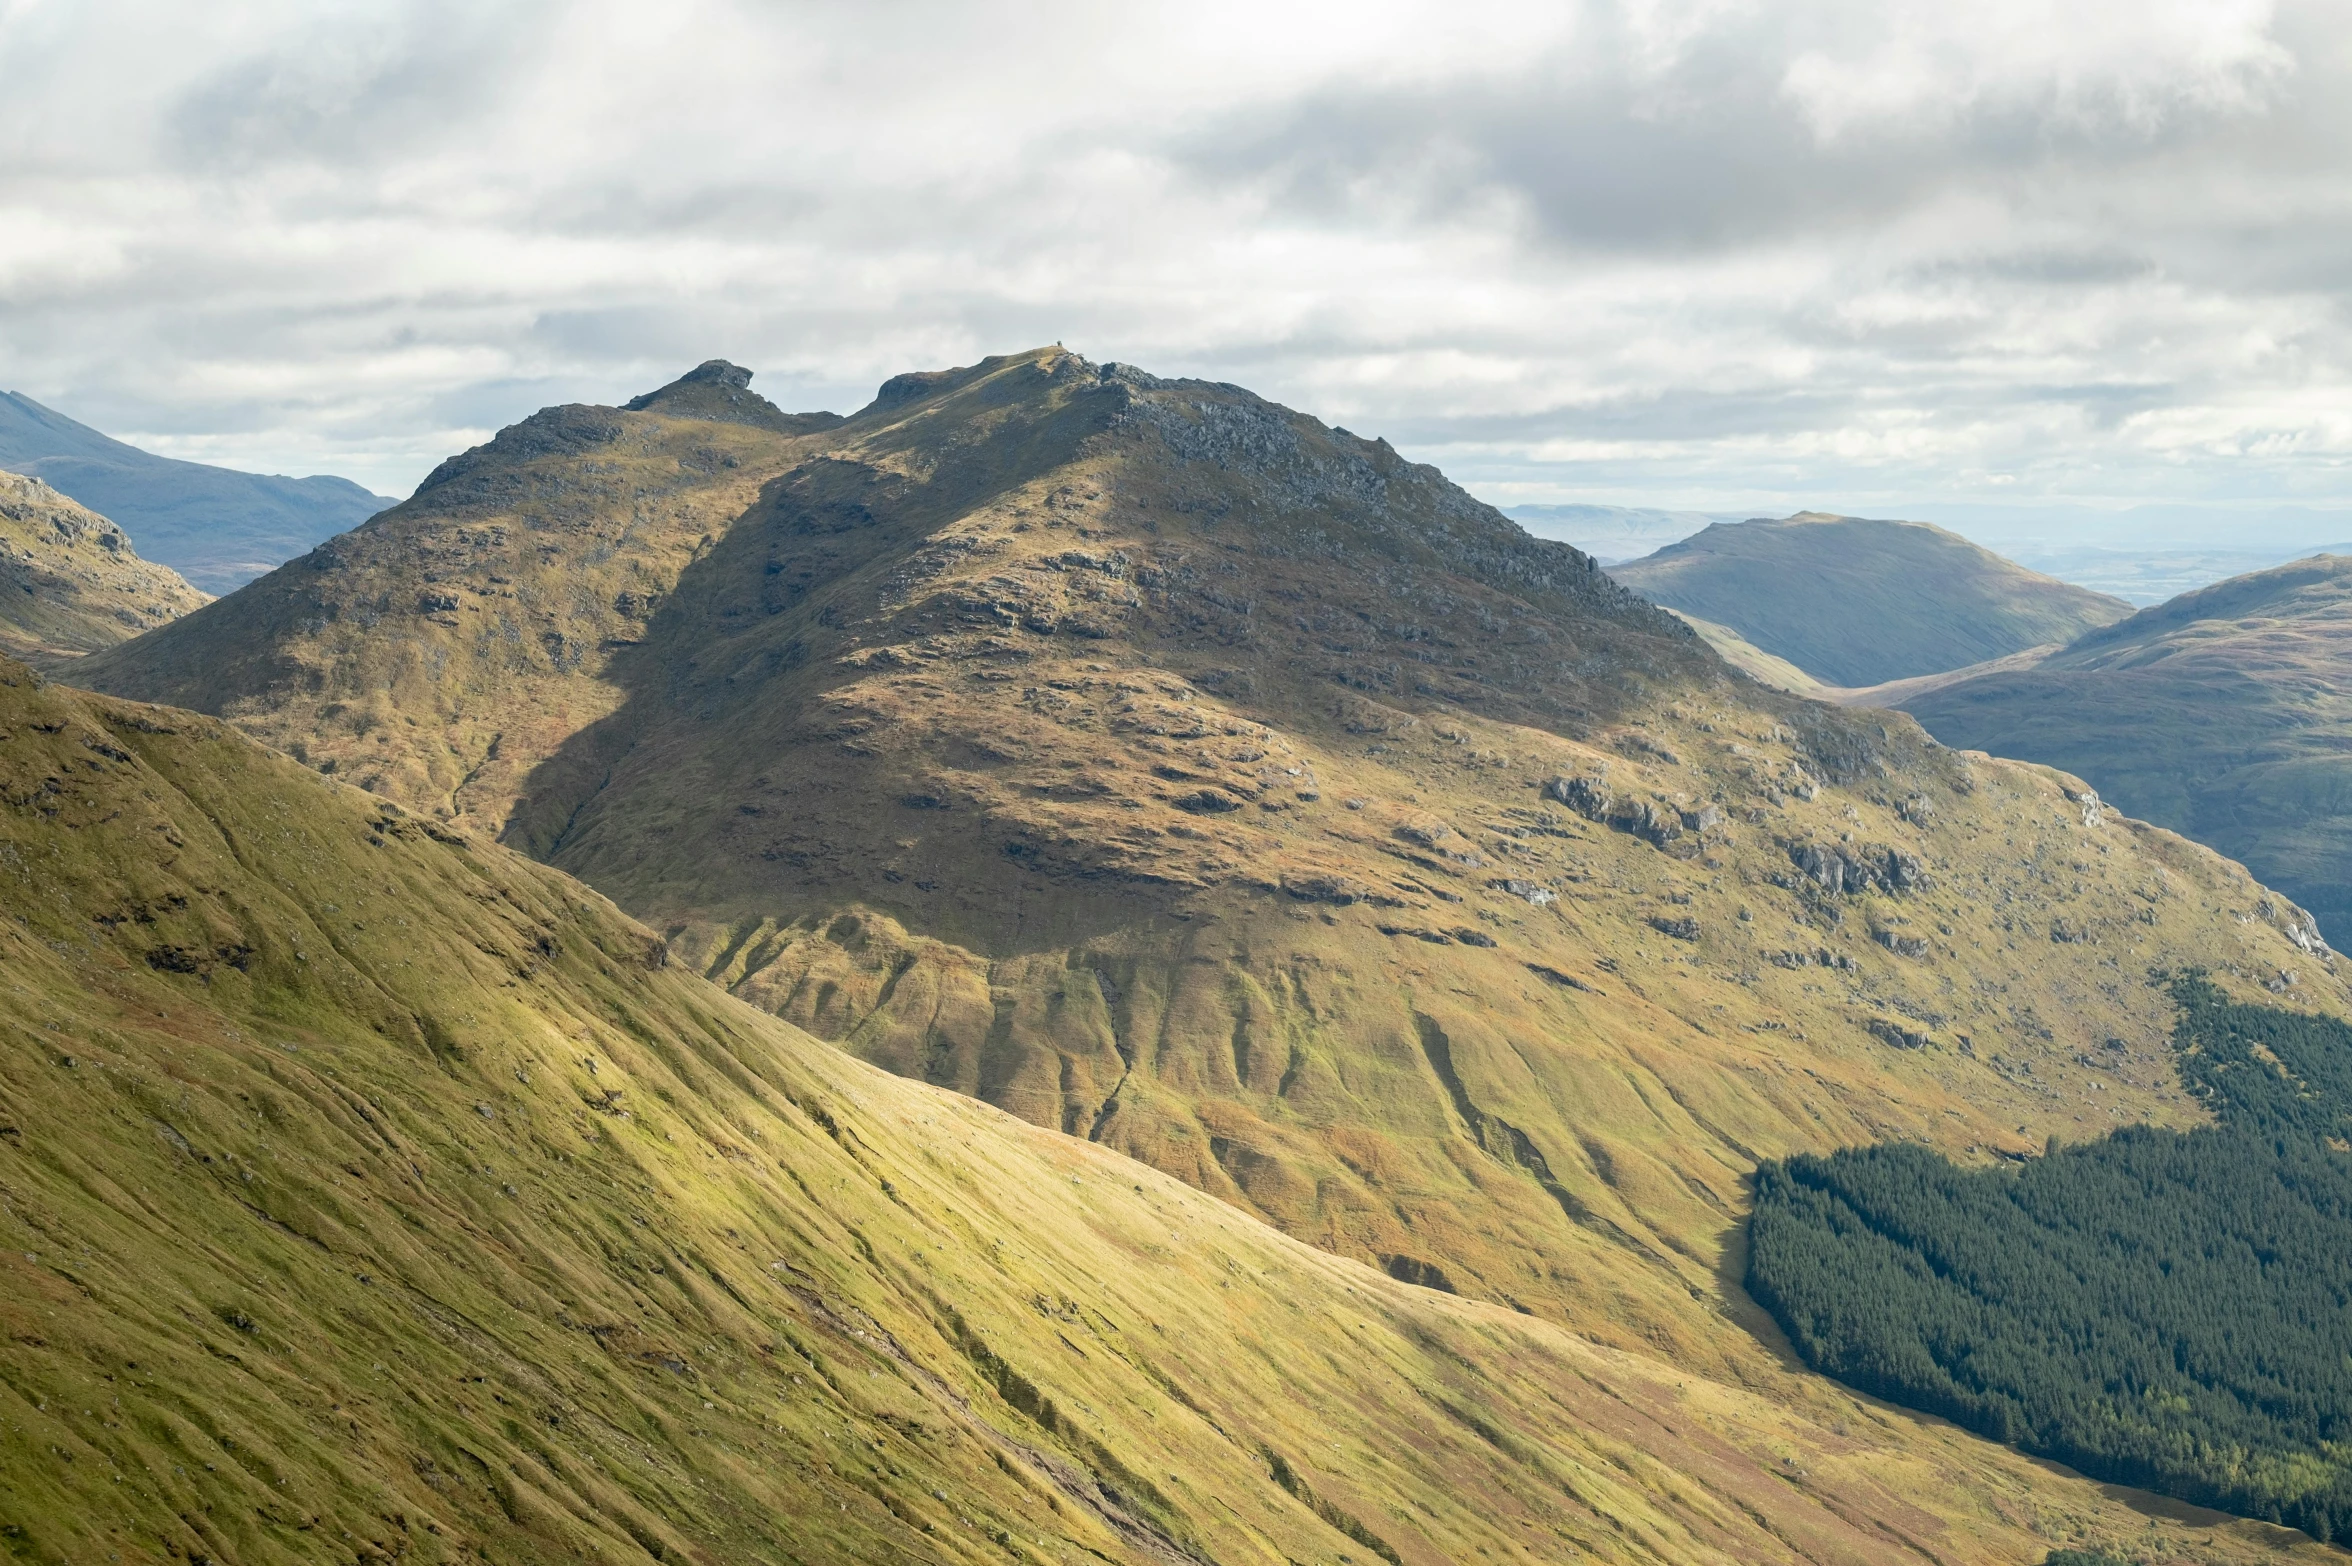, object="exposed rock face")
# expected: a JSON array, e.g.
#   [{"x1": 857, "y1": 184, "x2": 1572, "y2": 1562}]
[
  {"x1": 1784, "y1": 840, "x2": 1928, "y2": 897},
  {"x1": 62, "y1": 346, "x2": 2351, "y2": 1385},
  {"x1": 0, "y1": 471, "x2": 207, "y2": 662}
]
